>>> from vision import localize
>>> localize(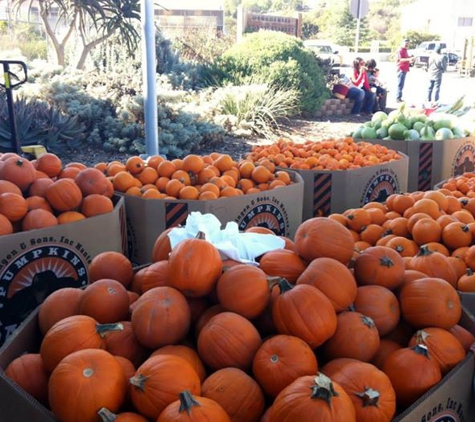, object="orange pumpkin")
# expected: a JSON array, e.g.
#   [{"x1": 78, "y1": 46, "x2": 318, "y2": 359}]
[
  {"x1": 258, "y1": 249, "x2": 307, "y2": 283},
  {"x1": 35, "y1": 153, "x2": 62, "y2": 178},
  {"x1": 45, "y1": 178, "x2": 83, "y2": 212},
  {"x1": 0, "y1": 156, "x2": 36, "y2": 191},
  {"x1": 152, "y1": 345, "x2": 206, "y2": 383},
  {"x1": 252, "y1": 334, "x2": 318, "y2": 398},
  {"x1": 129, "y1": 355, "x2": 201, "y2": 420},
  {"x1": 294, "y1": 217, "x2": 355, "y2": 265},
  {"x1": 88, "y1": 251, "x2": 134, "y2": 288},
  {"x1": 157, "y1": 390, "x2": 230, "y2": 422},
  {"x1": 75, "y1": 167, "x2": 110, "y2": 196},
  {"x1": 49, "y1": 349, "x2": 126, "y2": 422},
  {"x1": 168, "y1": 232, "x2": 222, "y2": 297},
  {"x1": 201, "y1": 368, "x2": 264, "y2": 422},
  {"x1": 270, "y1": 373, "x2": 356, "y2": 422}
]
